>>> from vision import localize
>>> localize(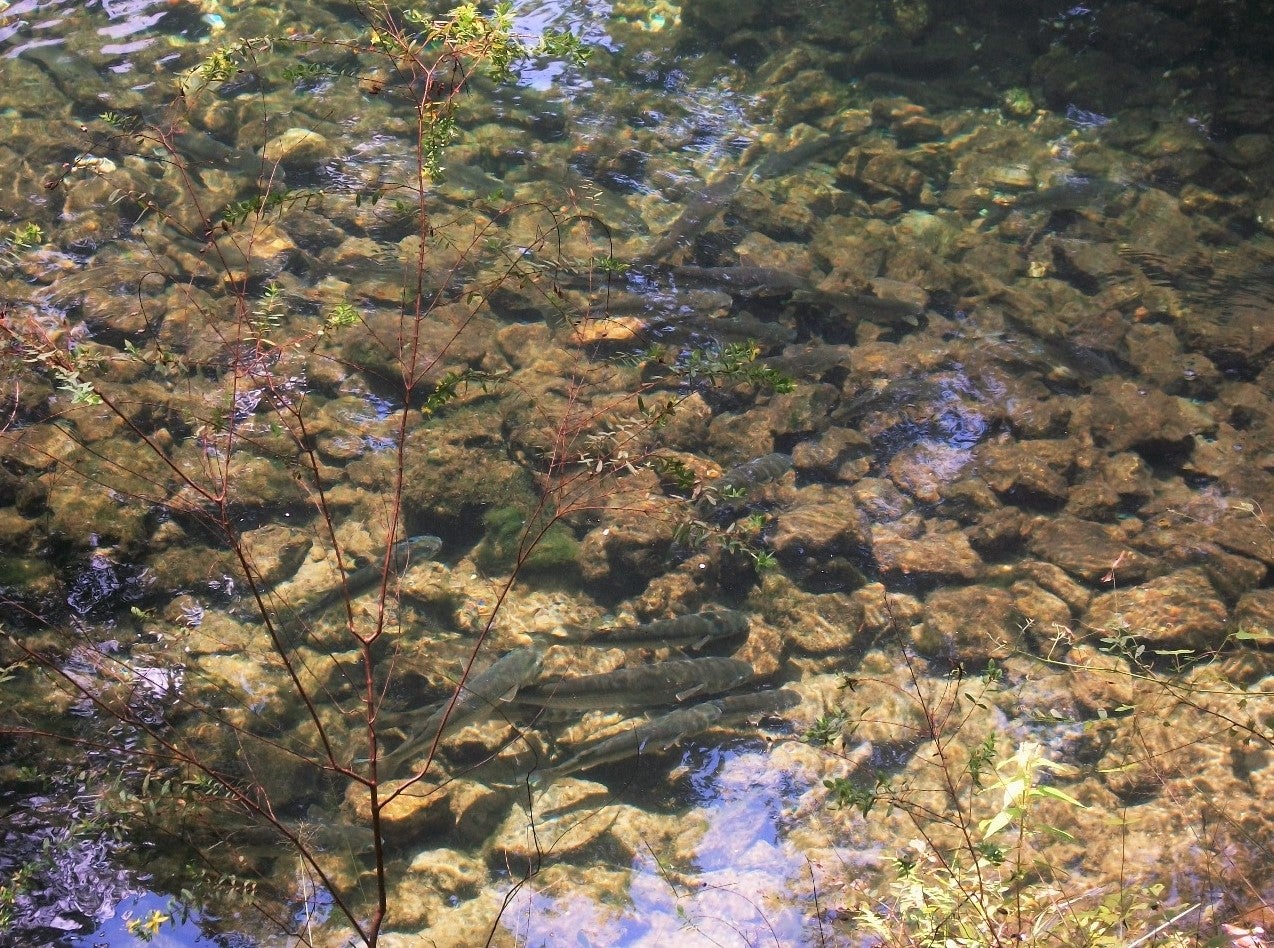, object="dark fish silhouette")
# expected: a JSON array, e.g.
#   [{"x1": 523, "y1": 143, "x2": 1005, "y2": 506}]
[
  {"x1": 583, "y1": 609, "x2": 750, "y2": 650},
  {"x1": 710, "y1": 688, "x2": 802, "y2": 723},
  {"x1": 291, "y1": 534, "x2": 442, "y2": 620},
  {"x1": 715, "y1": 452, "x2": 793, "y2": 496},
  {"x1": 637, "y1": 133, "x2": 853, "y2": 265},
  {"x1": 531, "y1": 701, "x2": 724, "y2": 785},
  {"x1": 514, "y1": 656, "x2": 755, "y2": 710},
  {"x1": 386, "y1": 646, "x2": 544, "y2": 770},
  {"x1": 530, "y1": 687, "x2": 801, "y2": 786}
]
